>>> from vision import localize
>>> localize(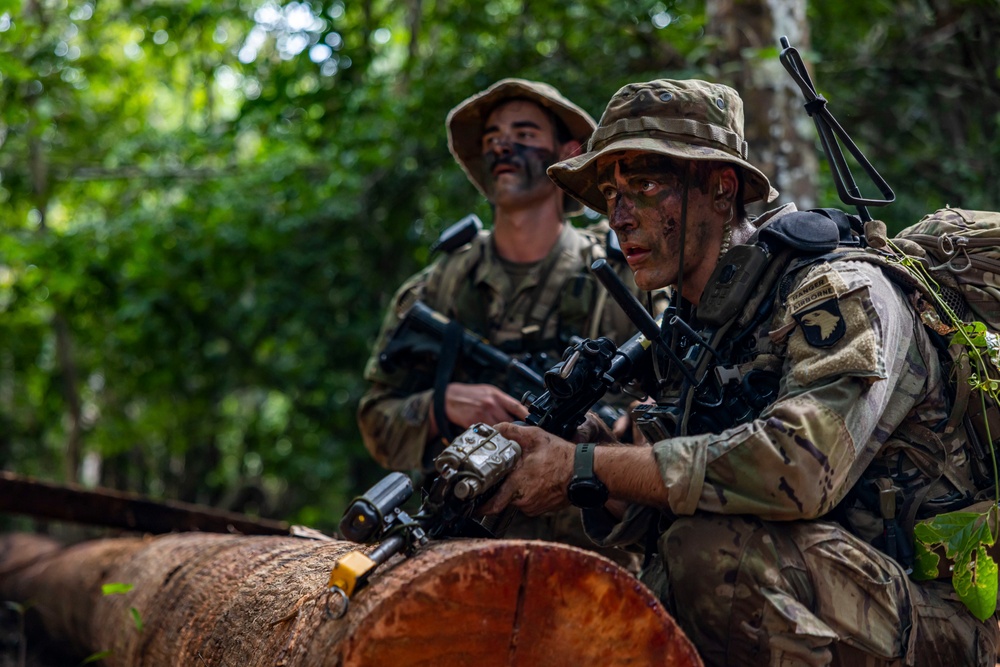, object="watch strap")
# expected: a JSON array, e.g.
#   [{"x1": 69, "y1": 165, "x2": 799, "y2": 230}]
[{"x1": 574, "y1": 442, "x2": 597, "y2": 480}]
